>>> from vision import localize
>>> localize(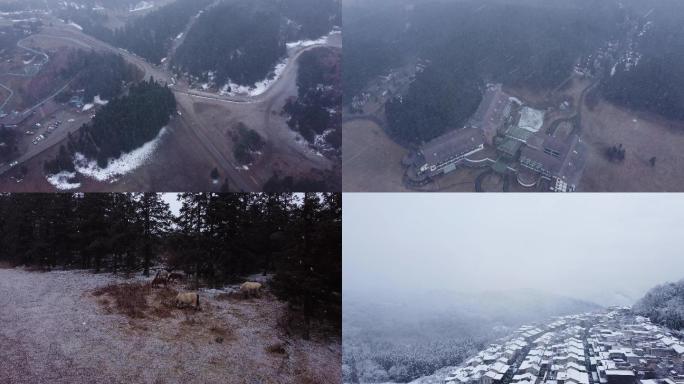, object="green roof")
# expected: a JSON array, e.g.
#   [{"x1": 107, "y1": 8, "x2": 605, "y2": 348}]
[
  {"x1": 505, "y1": 126, "x2": 534, "y2": 143},
  {"x1": 497, "y1": 139, "x2": 522, "y2": 157},
  {"x1": 492, "y1": 159, "x2": 510, "y2": 174}
]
